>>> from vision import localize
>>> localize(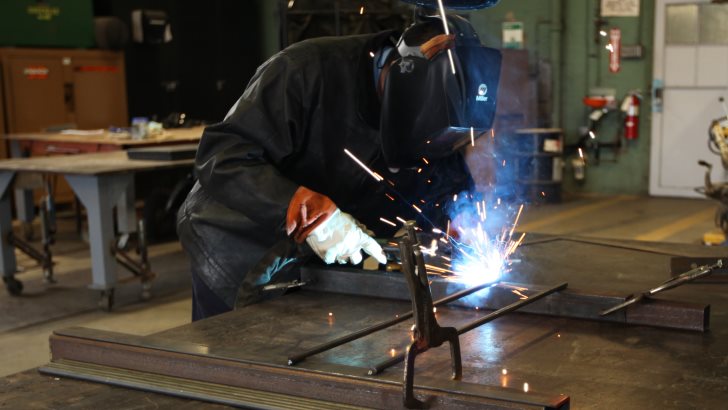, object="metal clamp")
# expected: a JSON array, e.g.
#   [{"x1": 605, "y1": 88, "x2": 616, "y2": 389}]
[{"x1": 400, "y1": 221, "x2": 462, "y2": 408}]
